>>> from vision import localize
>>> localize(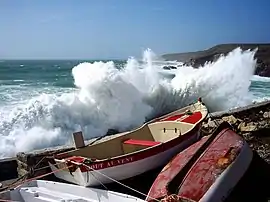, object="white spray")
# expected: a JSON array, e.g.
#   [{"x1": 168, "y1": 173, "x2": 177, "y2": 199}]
[{"x1": 0, "y1": 48, "x2": 257, "y2": 158}]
